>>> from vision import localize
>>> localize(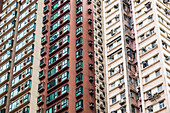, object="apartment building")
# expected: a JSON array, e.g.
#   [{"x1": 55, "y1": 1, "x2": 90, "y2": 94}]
[
  {"x1": 0, "y1": 0, "x2": 43, "y2": 112},
  {"x1": 104, "y1": 0, "x2": 170, "y2": 113},
  {"x1": 104, "y1": 0, "x2": 140, "y2": 113},
  {"x1": 131, "y1": 0, "x2": 170, "y2": 113},
  {"x1": 36, "y1": 0, "x2": 104, "y2": 113}
]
